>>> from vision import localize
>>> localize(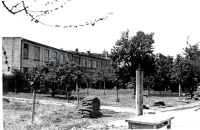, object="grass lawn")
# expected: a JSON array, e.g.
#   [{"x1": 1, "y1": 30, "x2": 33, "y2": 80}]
[
  {"x1": 3, "y1": 89, "x2": 200, "y2": 110},
  {"x1": 3, "y1": 101, "x2": 133, "y2": 130},
  {"x1": 3, "y1": 89, "x2": 200, "y2": 129}
]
